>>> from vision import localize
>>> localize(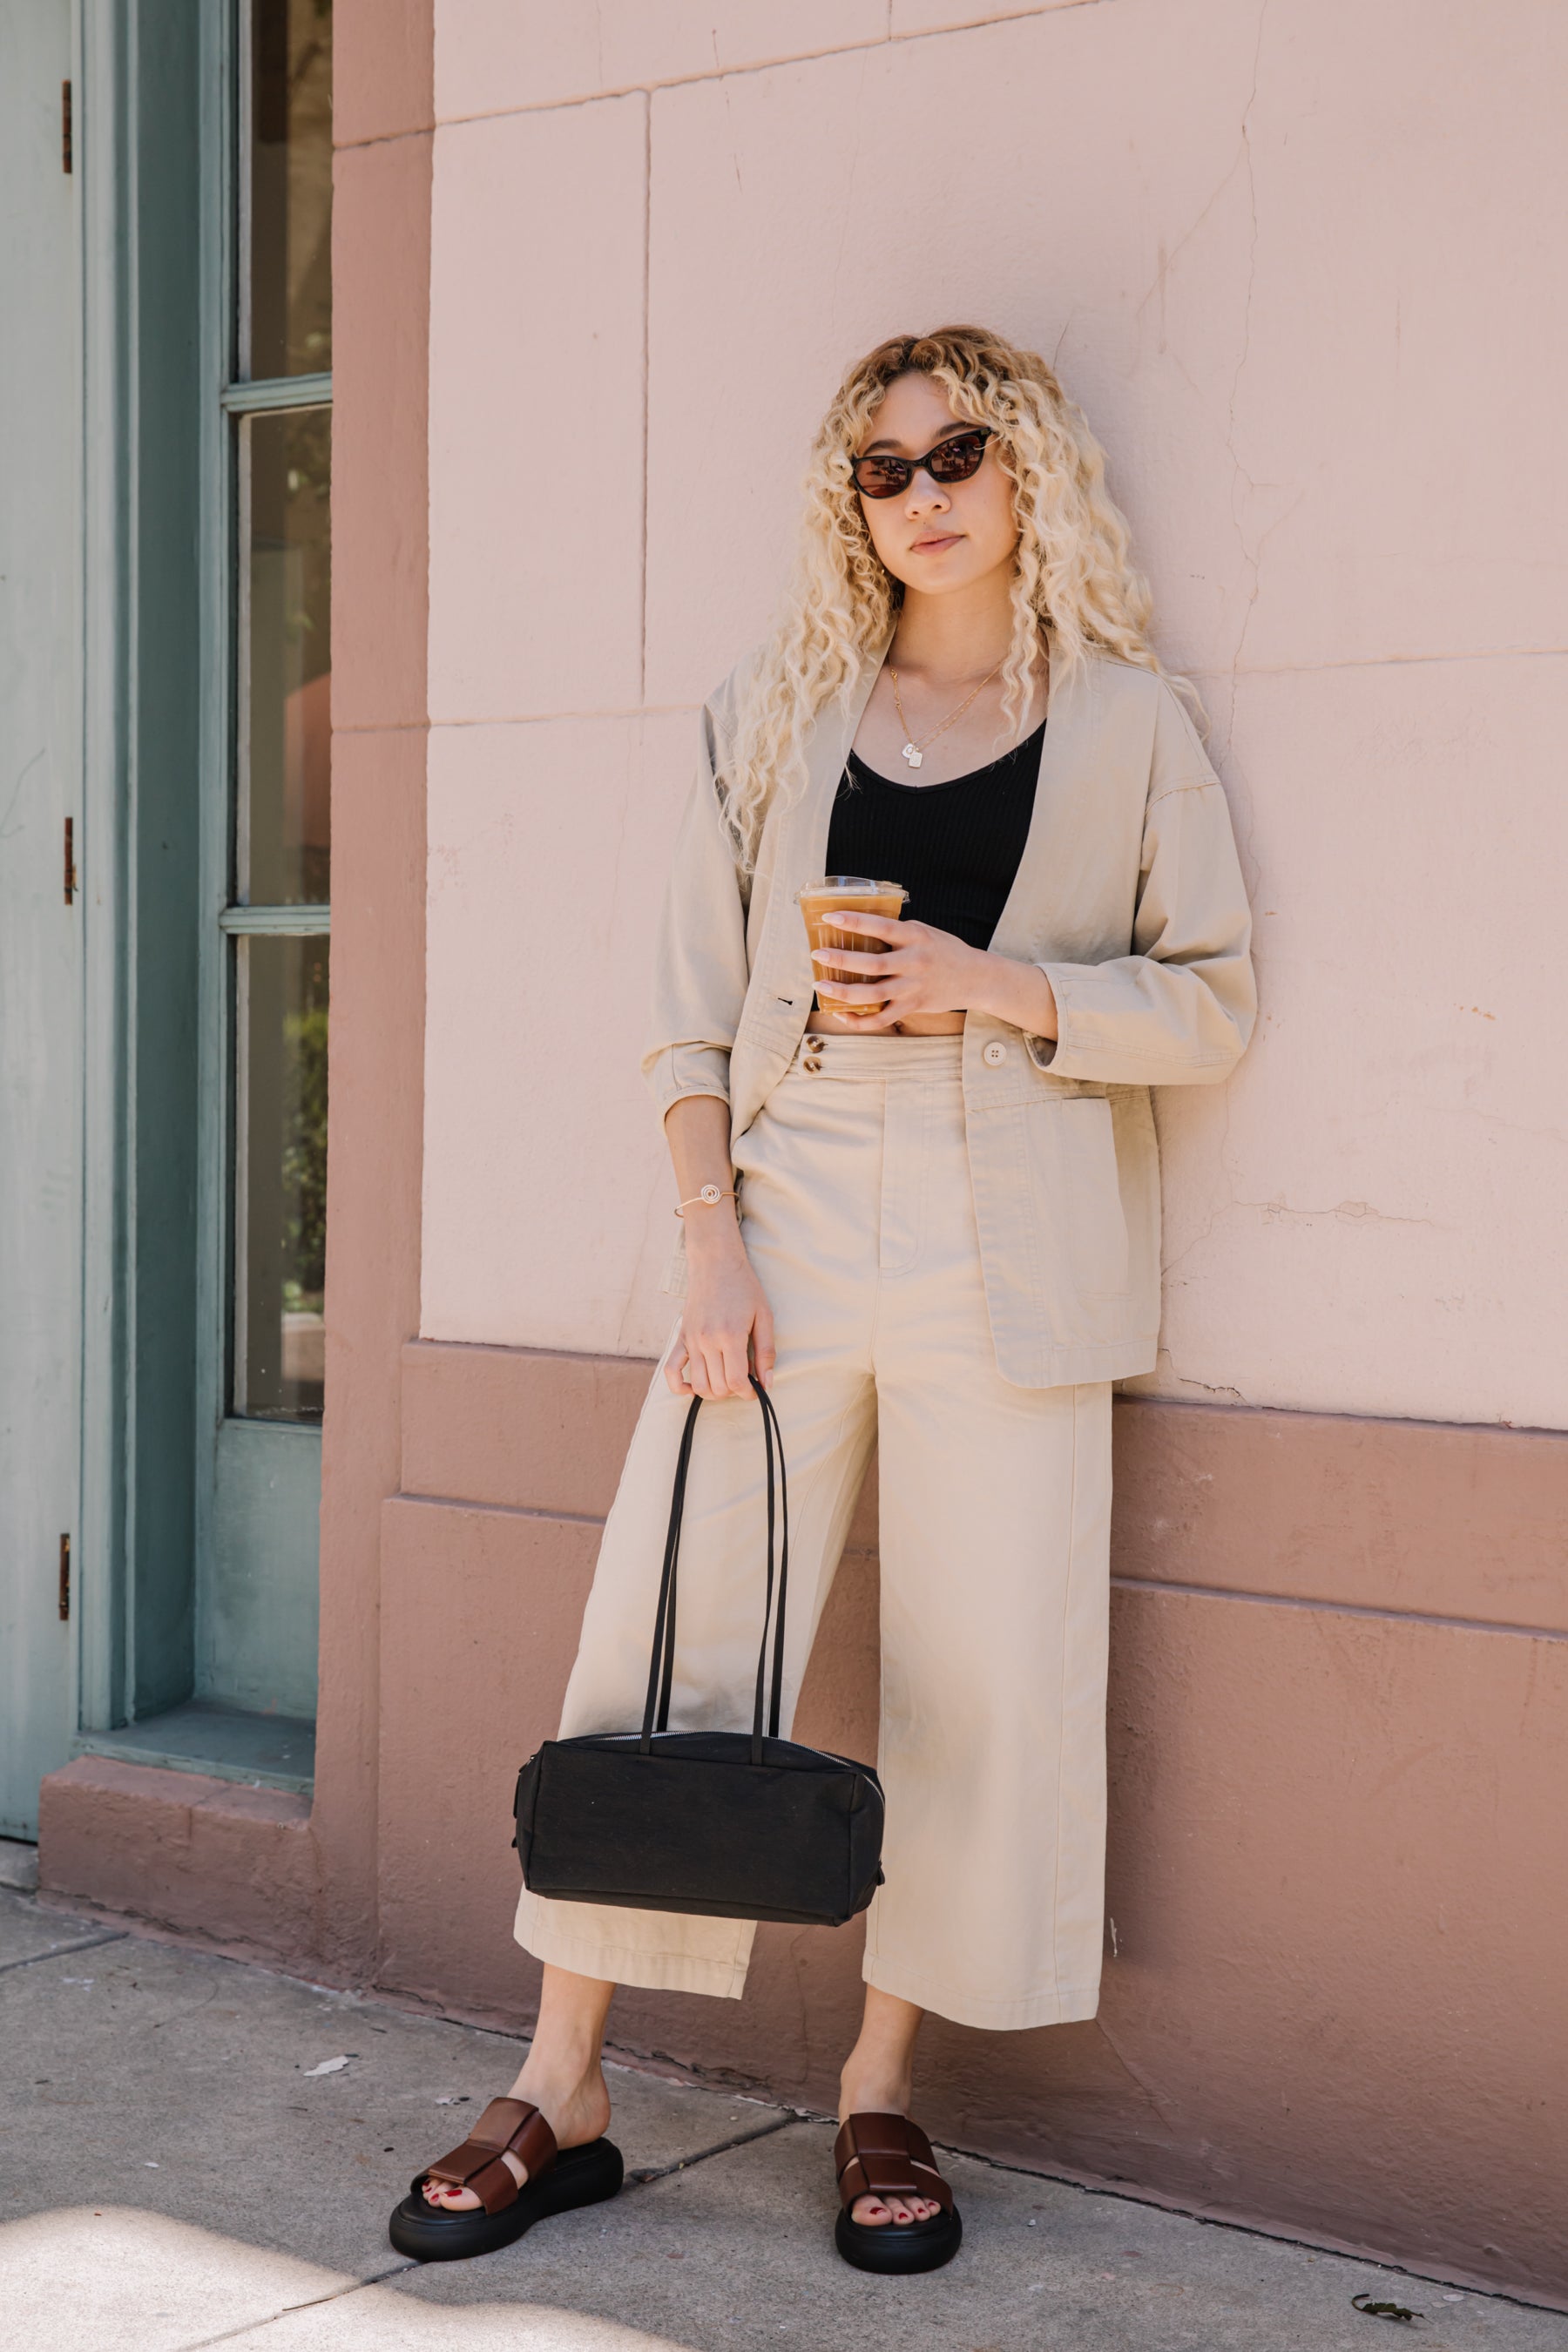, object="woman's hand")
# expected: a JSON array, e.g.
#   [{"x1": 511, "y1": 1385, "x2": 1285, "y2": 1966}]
[
  {"x1": 666, "y1": 1215, "x2": 776, "y2": 1401},
  {"x1": 812, "y1": 914, "x2": 1060, "y2": 1037},
  {"x1": 661, "y1": 1092, "x2": 775, "y2": 1400}
]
